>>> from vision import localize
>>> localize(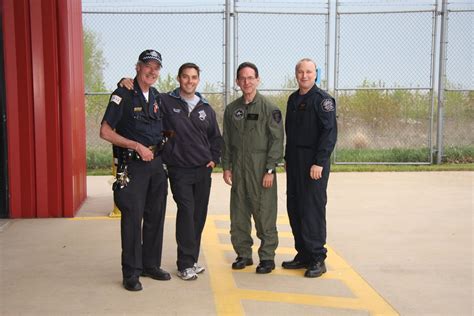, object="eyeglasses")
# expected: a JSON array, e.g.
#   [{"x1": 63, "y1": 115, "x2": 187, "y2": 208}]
[{"x1": 238, "y1": 76, "x2": 257, "y2": 82}]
